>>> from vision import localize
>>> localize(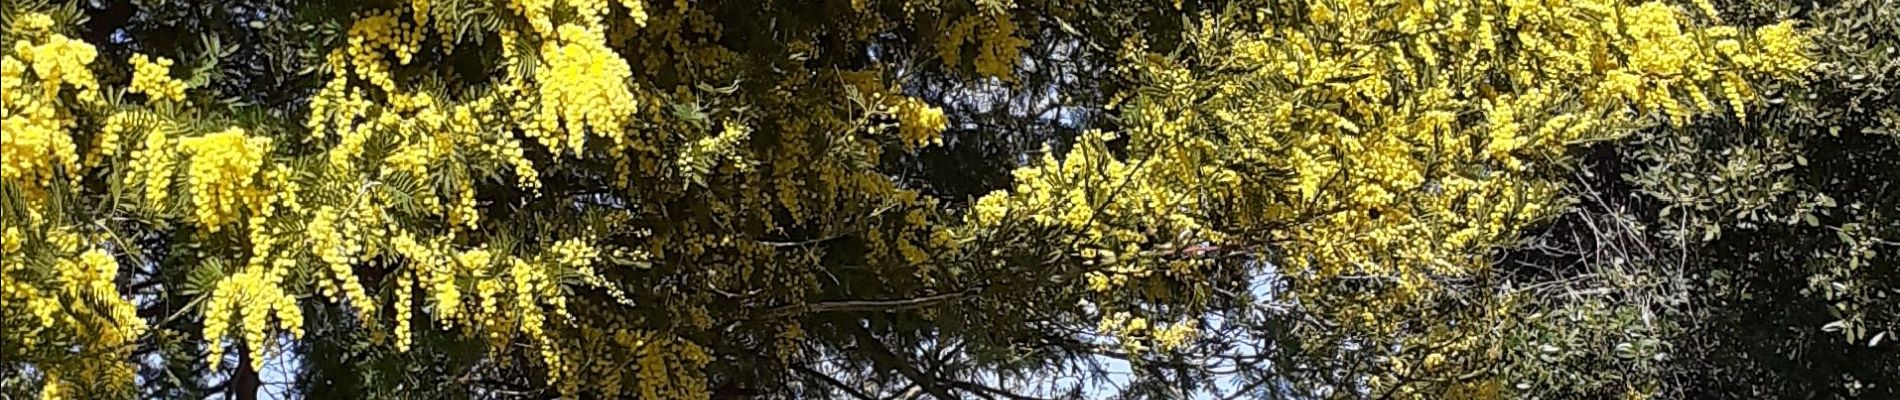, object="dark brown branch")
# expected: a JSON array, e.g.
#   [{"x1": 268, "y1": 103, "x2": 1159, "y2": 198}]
[
  {"x1": 762, "y1": 287, "x2": 983, "y2": 319},
  {"x1": 850, "y1": 325, "x2": 959, "y2": 400},
  {"x1": 945, "y1": 378, "x2": 1056, "y2": 400},
  {"x1": 792, "y1": 363, "x2": 878, "y2": 400}
]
